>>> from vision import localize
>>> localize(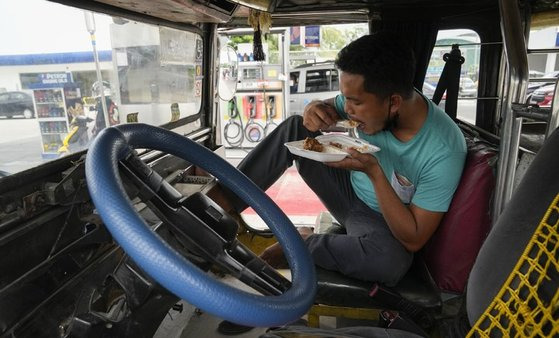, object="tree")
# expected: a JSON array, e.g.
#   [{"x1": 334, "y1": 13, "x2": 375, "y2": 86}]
[
  {"x1": 320, "y1": 27, "x2": 345, "y2": 50},
  {"x1": 320, "y1": 25, "x2": 368, "y2": 50},
  {"x1": 344, "y1": 26, "x2": 368, "y2": 43},
  {"x1": 228, "y1": 34, "x2": 278, "y2": 52}
]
